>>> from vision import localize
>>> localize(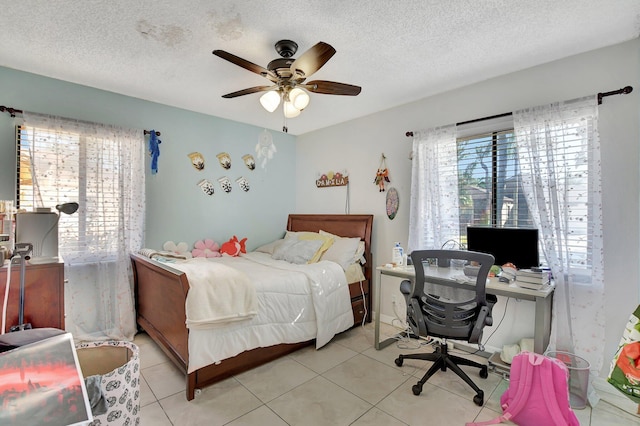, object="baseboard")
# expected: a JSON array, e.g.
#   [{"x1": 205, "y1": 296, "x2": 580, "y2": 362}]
[{"x1": 592, "y1": 376, "x2": 640, "y2": 417}]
